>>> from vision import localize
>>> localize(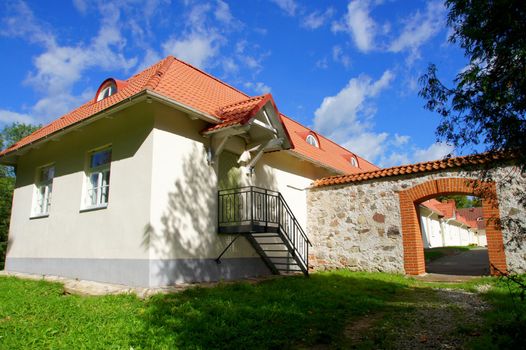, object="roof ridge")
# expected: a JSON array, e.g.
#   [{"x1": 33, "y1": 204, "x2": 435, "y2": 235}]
[
  {"x1": 144, "y1": 56, "x2": 175, "y2": 90},
  {"x1": 219, "y1": 94, "x2": 267, "y2": 111},
  {"x1": 172, "y1": 56, "x2": 250, "y2": 99}
]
